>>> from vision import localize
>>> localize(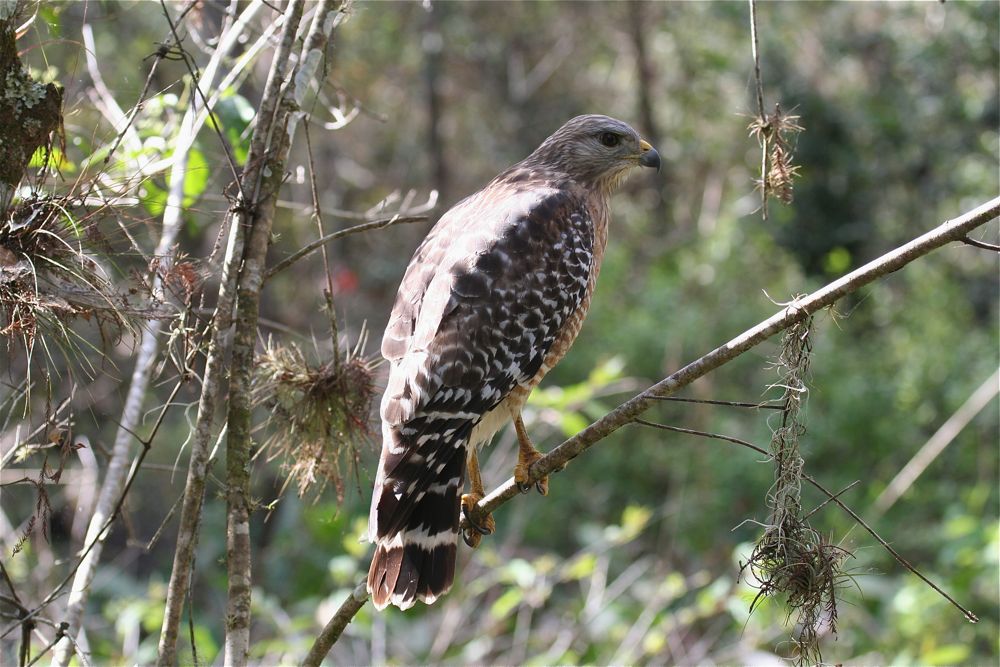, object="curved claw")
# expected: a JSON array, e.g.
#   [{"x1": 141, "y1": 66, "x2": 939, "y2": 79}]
[
  {"x1": 516, "y1": 480, "x2": 532, "y2": 494},
  {"x1": 461, "y1": 504, "x2": 492, "y2": 535},
  {"x1": 462, "y1": 528, "x2": 478, "y2": 548}
]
